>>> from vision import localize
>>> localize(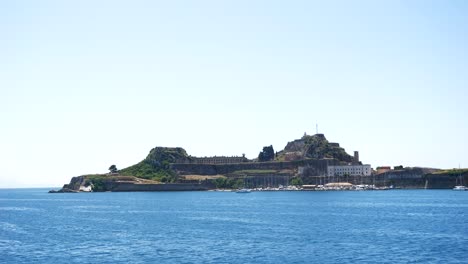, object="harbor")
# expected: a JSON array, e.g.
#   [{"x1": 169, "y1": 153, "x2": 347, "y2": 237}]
[{"x1": 213, "y1": 183, "x2": 394, "y2": 192}]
